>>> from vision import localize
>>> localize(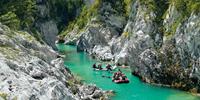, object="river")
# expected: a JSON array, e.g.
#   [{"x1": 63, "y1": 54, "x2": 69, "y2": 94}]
[{"x1": 57, "y1": 44, "x2": 200, "y2": 100}]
